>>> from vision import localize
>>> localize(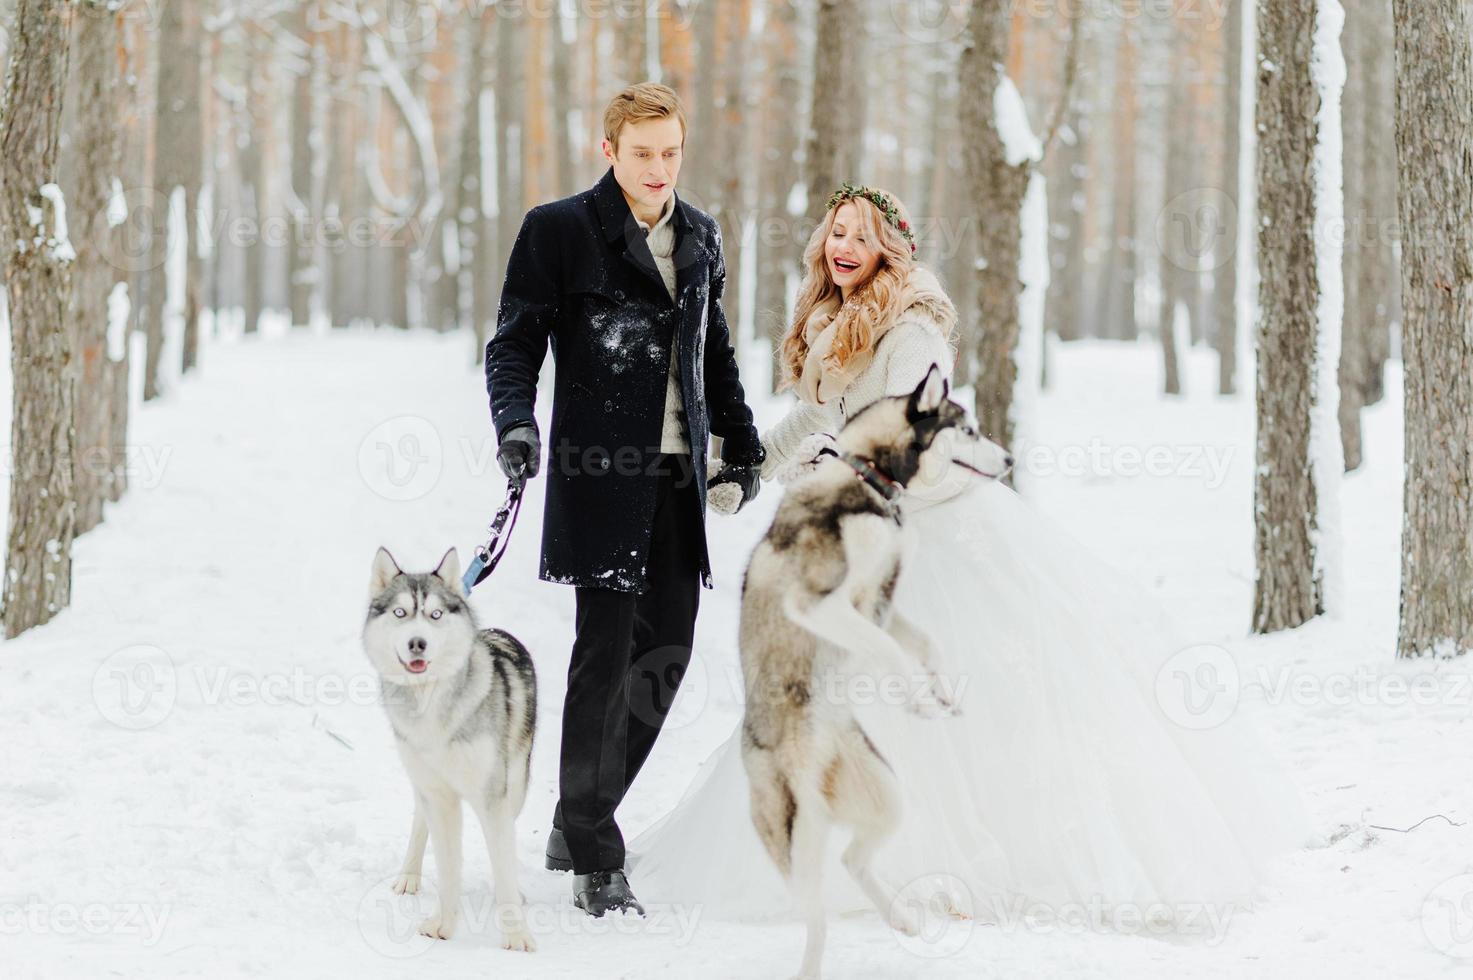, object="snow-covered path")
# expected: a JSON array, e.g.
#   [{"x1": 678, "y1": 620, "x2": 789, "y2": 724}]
[{"x1": 2, "y1": 328, "x2": 1469, "y2": 979}]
